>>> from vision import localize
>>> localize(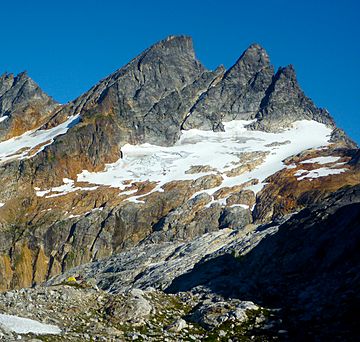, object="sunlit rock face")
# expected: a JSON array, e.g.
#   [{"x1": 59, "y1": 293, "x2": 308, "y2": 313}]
[
  {"x1": 0, "y1": 72, "x2": 59, "y2": 142},
  {"x1": 0, "y1": 35, "x2": 358, "y2": 292}
]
